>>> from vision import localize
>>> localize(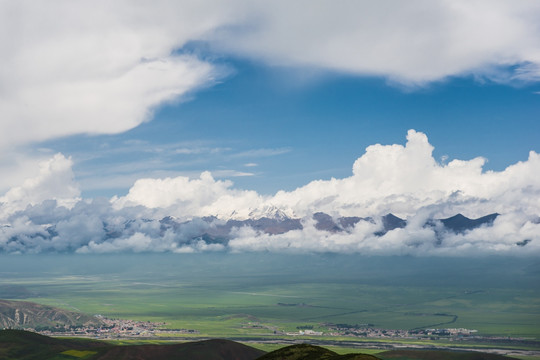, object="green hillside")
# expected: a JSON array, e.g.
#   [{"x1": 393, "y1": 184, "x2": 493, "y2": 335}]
[
  {"x1": 256, "y1": 344, "x2": 383, "y2": 360},
  {"x1": 0, "y1": 330, "x2": 108, "y2": 360},
  {"x1": 0, "y1": 330, "x2": 526, "y2": 360},
  {"x1": 0, "y1": 330, "x2": 264, "y2": 360},
  {"x1": 378, "y1": 350, "x2": 518, "y2": 360}
]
